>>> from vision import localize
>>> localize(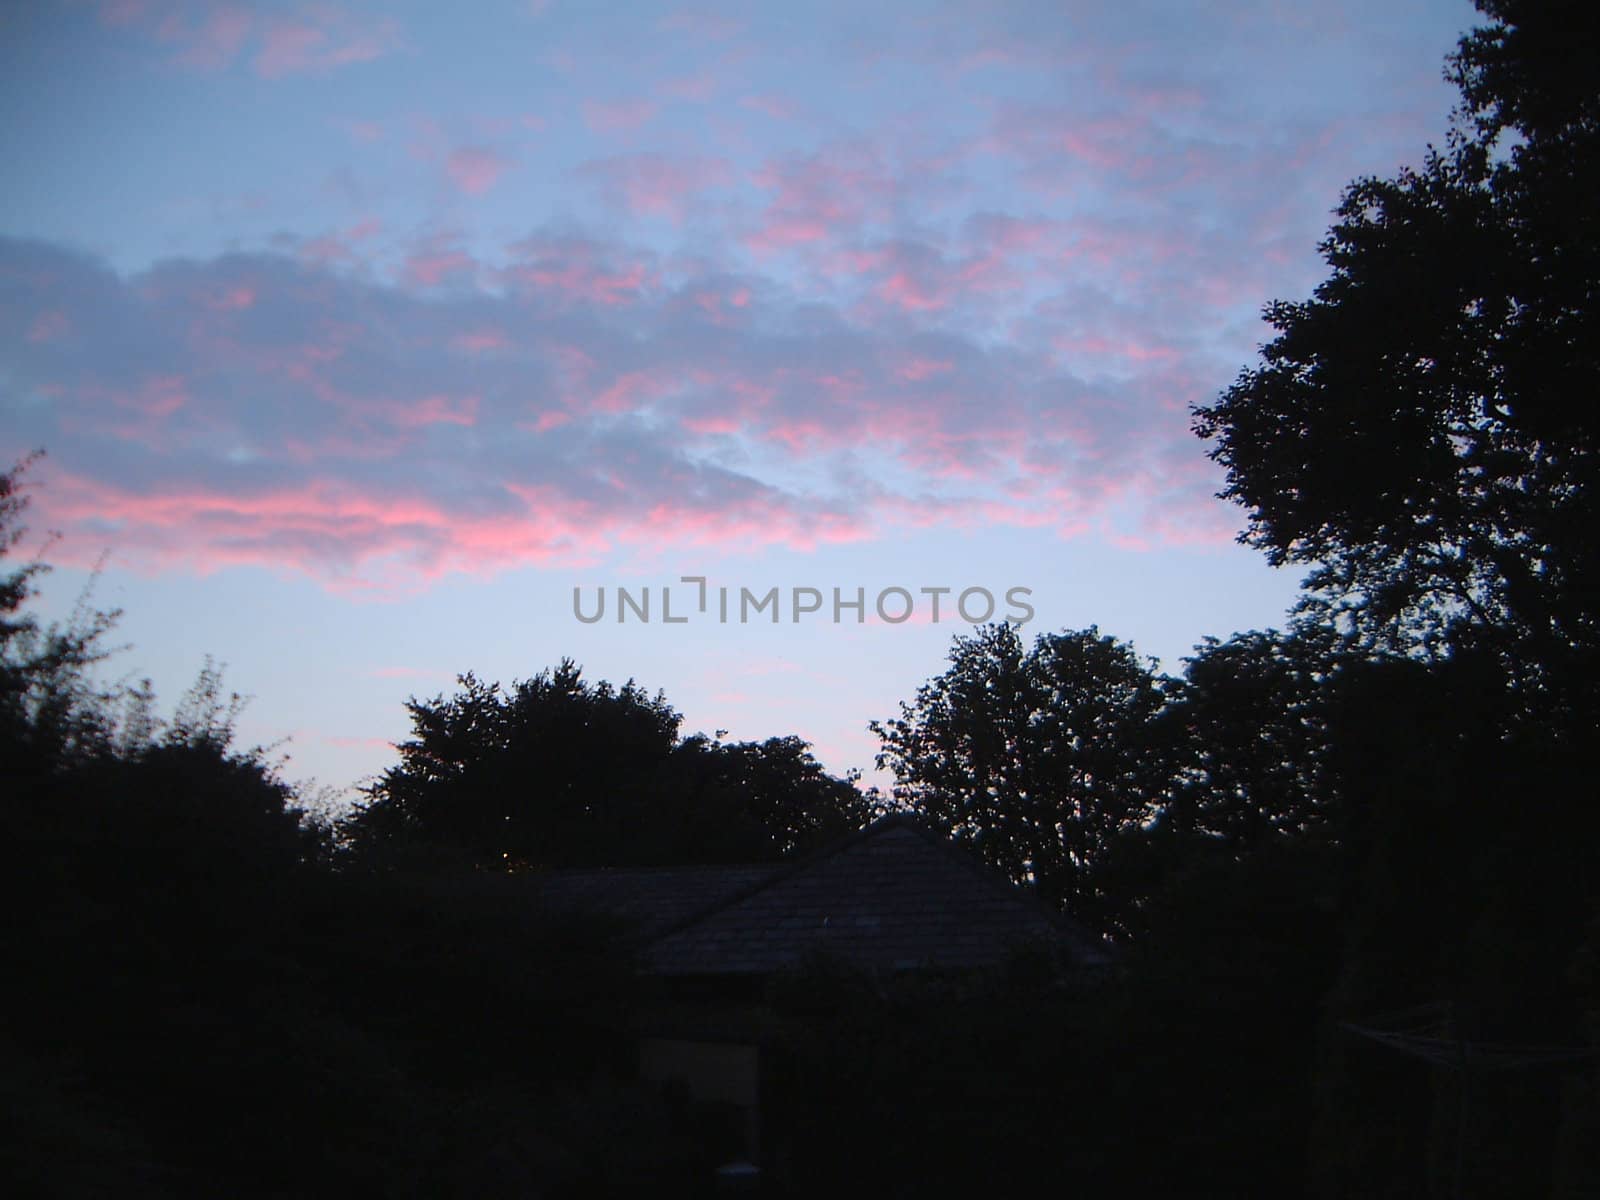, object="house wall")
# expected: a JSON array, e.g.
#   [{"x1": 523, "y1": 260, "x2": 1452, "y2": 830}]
[{"x1": 638, "y1": 1036, "x2": 761, "y2": 1161}]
